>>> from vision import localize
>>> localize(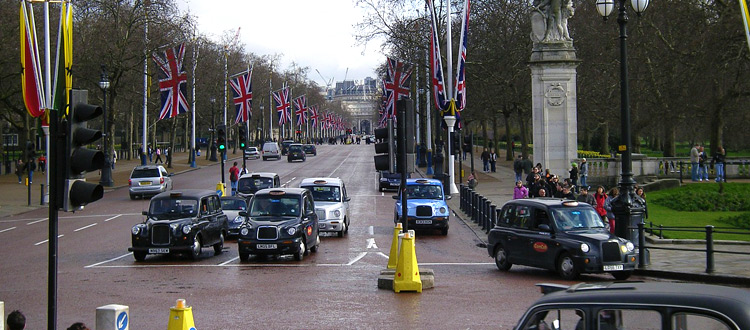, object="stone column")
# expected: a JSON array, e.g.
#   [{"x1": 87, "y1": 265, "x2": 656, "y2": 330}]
[{"x1": 529, "y1": 41, "x2": 580, "y2": 178}]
